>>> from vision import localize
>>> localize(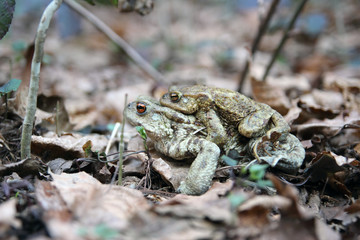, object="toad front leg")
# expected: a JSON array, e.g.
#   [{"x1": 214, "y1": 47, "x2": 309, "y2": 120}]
[
  {"x1": 238, "y1": 104, "x2": 290, "y2": 139},
  {"x1": 238, "y1": 109, "x2": 273, "y2": 138},
  {"x1": 162, "y1": 135, "x2": 220, "y2": 195},
  {"x1": 196, "y1": 109, "x2": 228, "y2": 147}
]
